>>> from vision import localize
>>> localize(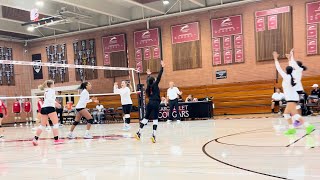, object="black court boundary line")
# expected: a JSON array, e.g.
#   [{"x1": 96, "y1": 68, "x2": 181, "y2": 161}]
[
  {"x1": 286, "y1": 129, "x2": 315, "y2": 147},
  {"x1": 202, "y1": 128, "x2": 290, "y2": 180}
]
